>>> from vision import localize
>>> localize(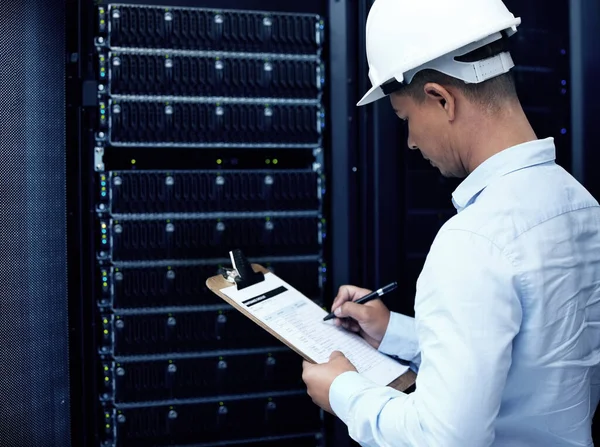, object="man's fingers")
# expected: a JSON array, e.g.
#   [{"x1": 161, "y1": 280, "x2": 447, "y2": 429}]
[
  {"x1": 331, "y1": 285, "x2": 372, "y2": 311},
  {"x1": 347, "y1": 321, "x2": 361, "y2": 333},
  {"x1": 334, "y1": 301, "x2": 371, "y2": 322},
  {"x1": 340, "y1": 318, "x2": 359, "y2": 332},
  {"x1": 302, "y1": 360, "x2": 314, "y2": 371}
]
